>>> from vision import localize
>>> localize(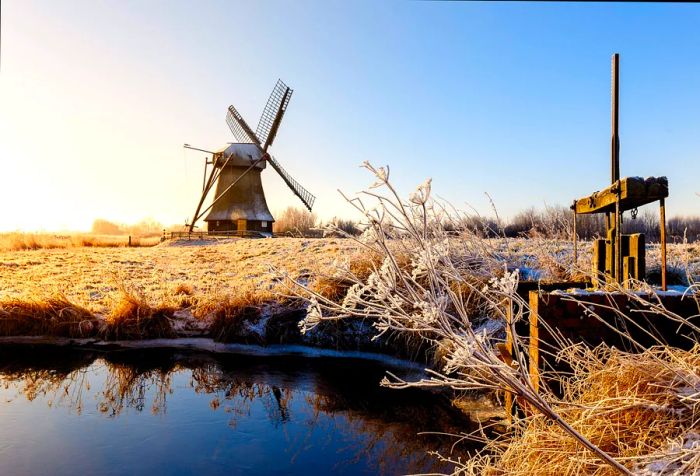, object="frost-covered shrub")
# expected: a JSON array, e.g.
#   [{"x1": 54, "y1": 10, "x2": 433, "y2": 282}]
[{"x1": 289, "y1": 162, "x2": 700, "y2": 476}]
